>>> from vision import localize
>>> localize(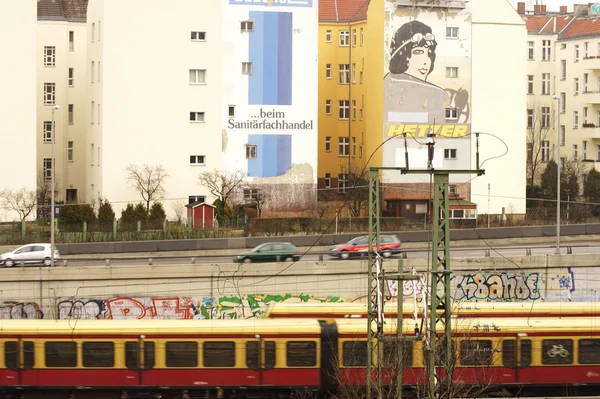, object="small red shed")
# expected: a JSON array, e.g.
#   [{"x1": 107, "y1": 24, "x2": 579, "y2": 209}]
[{"x1": 185, "y1": 201, "x2": 215, "y2": 229}]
